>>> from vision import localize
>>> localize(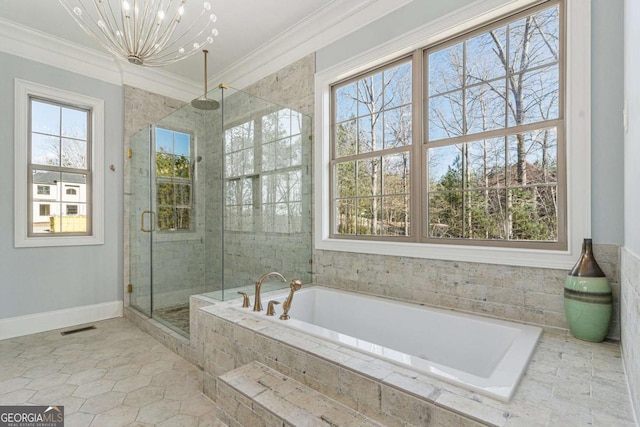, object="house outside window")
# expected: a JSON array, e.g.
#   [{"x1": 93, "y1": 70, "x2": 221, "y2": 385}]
[
  {"x1": 39, "y1": 204, "x2": 50, "y2": 216},
  {"x1": 330, "y1": 1, "x2": 563, "y2": 250},
  {"x1": 37, "y1": 185, "x2": 50, "y2": 195},
  {"x1": 154, "y1": 127, "x2": 193, "y2": 231}
]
